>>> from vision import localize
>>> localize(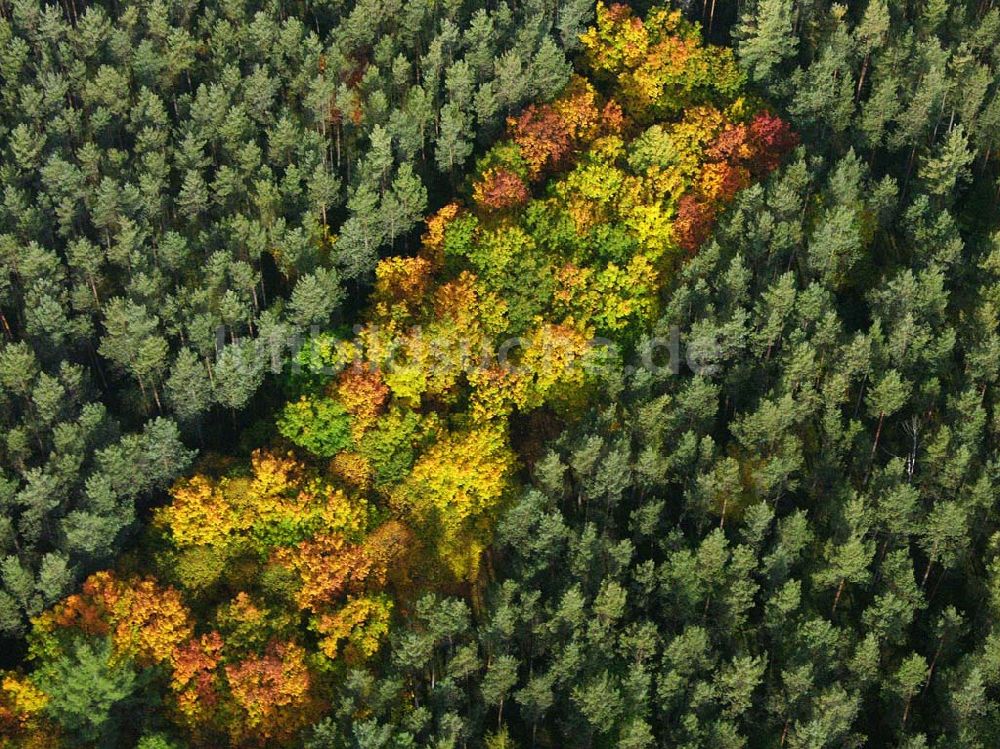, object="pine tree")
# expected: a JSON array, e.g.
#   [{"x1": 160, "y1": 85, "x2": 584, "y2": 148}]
[{"x1": 735, "y1": 0, "x2": 798, "y2": 85}]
